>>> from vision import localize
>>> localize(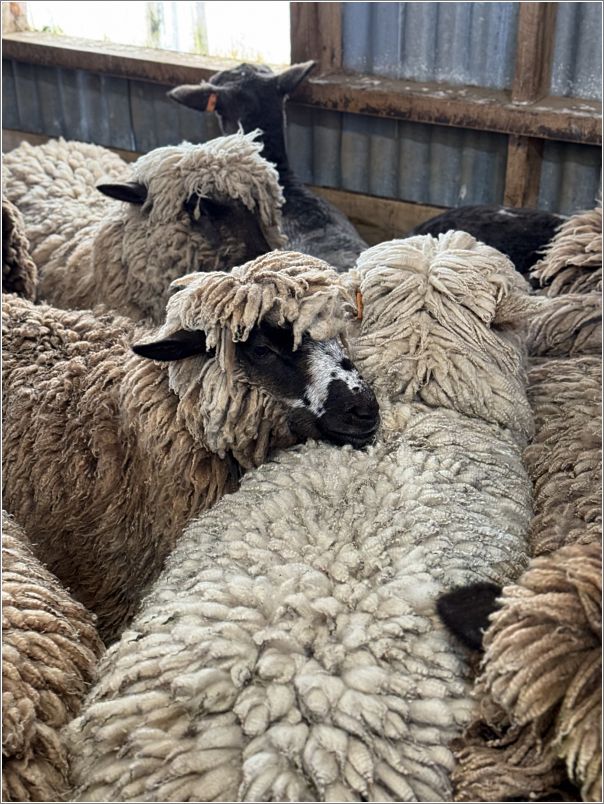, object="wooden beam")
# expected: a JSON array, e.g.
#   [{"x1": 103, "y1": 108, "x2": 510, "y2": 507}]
[
  {"x1": 290, "y1": 3, "x2": 342, "y2": 71},
  {"x1": 504, "y1": 3, "x2": 558, "y2": 206},
  {"x1": 3, "y1": 31, "x2": 601, "y2": 145}
]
